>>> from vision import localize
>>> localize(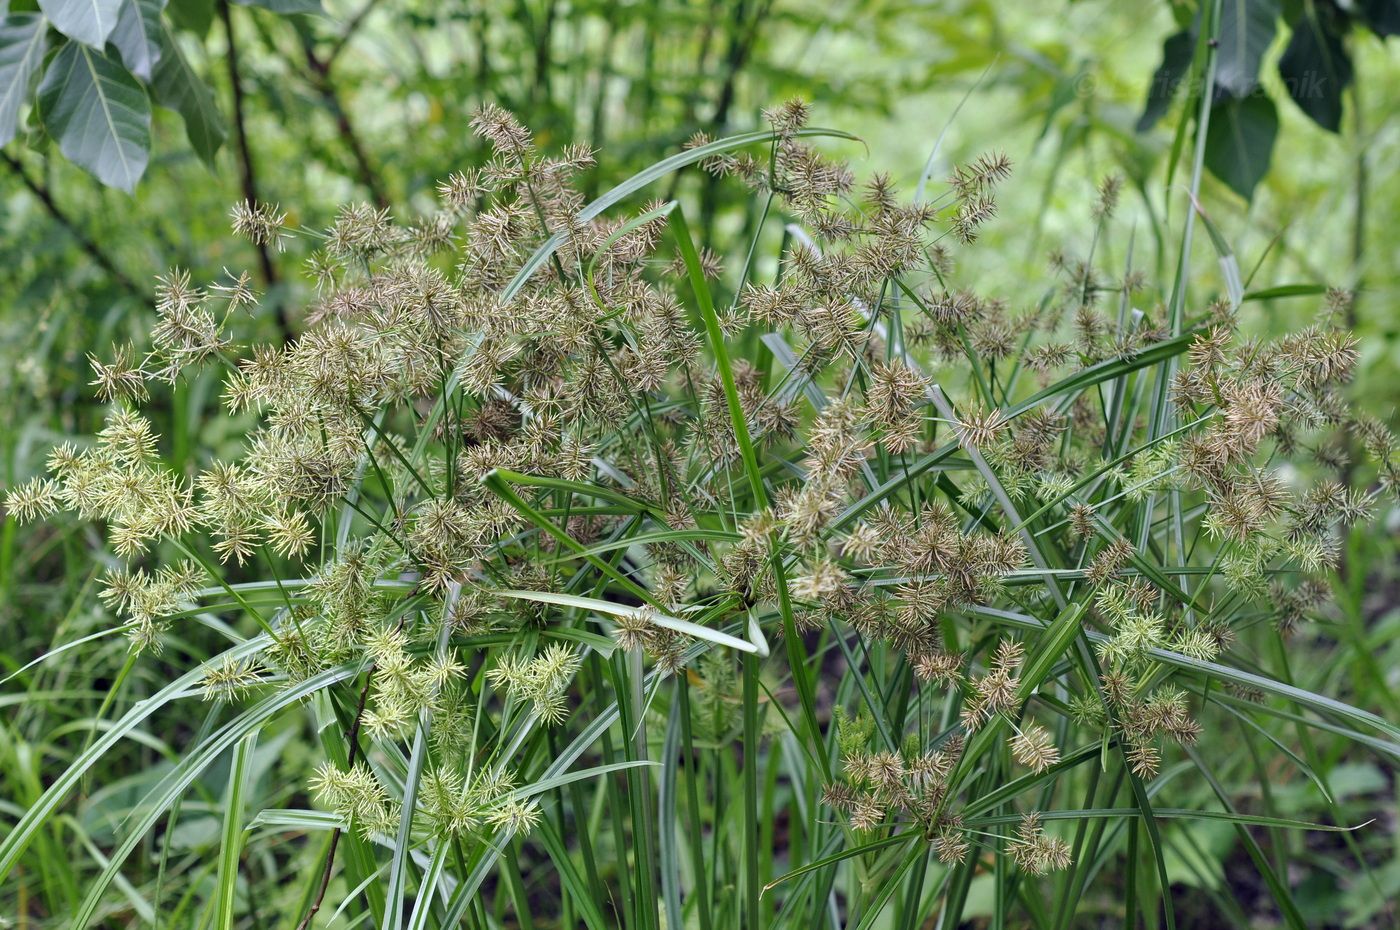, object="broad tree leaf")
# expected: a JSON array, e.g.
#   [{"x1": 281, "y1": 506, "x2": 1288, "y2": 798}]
[
  {"x1": 37, "y1": 0, "x2": 123, "y2": 47},
  {"x1": 150, "y1": 18, "x2": 225, "y2": 166},
  {"x1": 1215, "y1": 0, "x2": 1278, "y2": 96},
  {"x1": 1278, "y1": 8, "x2": 1352, "y2": 131},
  {"x1": 37, "y1": 40, "x2": 150, "y2": 191},
  {"x1": 1137, "y1": 28, "x2": 1195, "y2": 132},
  {"x1": 108, "y1": 0, "x2": 163, "y2": 81},
  {"x1": 0, "y1": 13, "x2": 47, "y2": 146},
  {"x1": 232, "y1": 0, "x2": 321, "y2": 14},
  {"x1": 166, "y1": 0, "x2": 213, "y2": 34},
  {"x1": 1204, "y1": 93, "x2": 1278, "y2": 201},
  {"x1": 1358, "y1": 0, "x2": 1400, "y2": 36}
]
